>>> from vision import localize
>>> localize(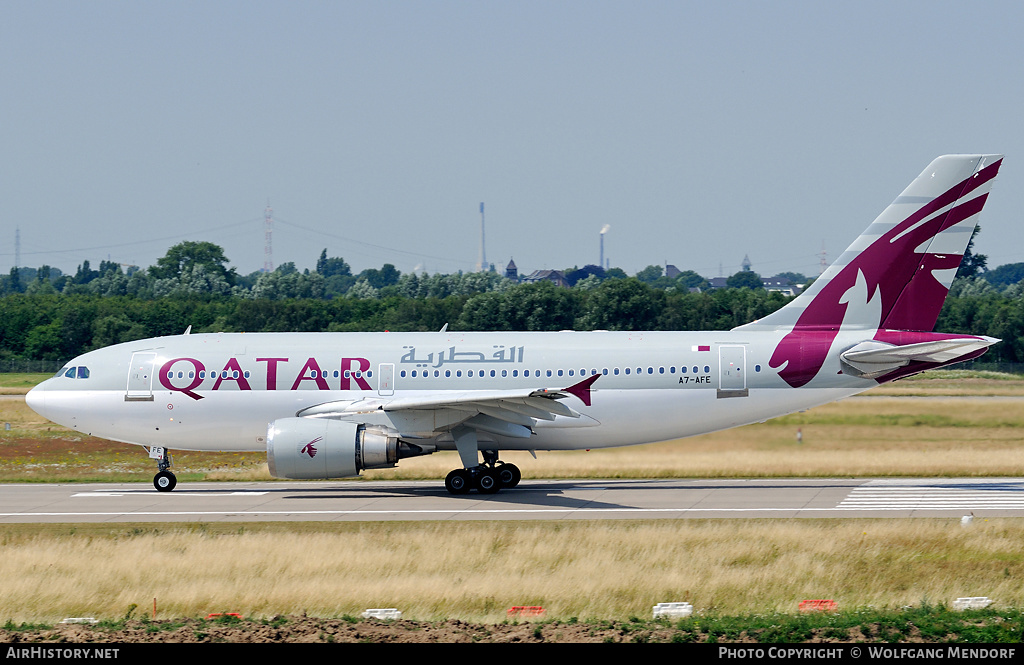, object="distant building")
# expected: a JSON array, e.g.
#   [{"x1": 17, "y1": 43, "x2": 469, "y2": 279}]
[
  {"x1": 522, "y1": 269, "x2": 569, "y2": 288},
  {"x1": 505, "y1": 259, "x2": 518, "y2": 281},
  {"x1": 705, "y1": 273, "x2": 801, "y2": 293},
  {"x1": 741, "y1": 254, "x2": 752, "y2": 272},
  {"x1": 665, "y1": 264, "x2": 681, "y2": 279},
  {"x1": 762, "y1": 275, "x2": 802, "y2": 296}
]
